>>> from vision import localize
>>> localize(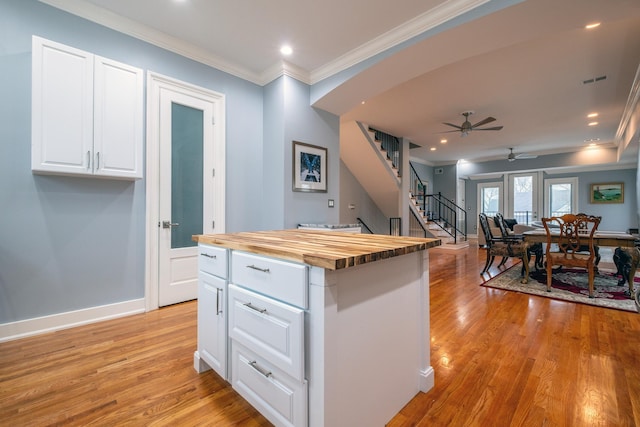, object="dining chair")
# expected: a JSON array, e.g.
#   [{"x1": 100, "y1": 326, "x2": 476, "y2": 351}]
[
  {"x1": 542, "y1": 213, "x2": 601, "y2": 298},
  {"x1": 479, "y1": 213, "x2": 529, "y2": 282},
  {"x1": 495, "y1": 213, "x2": 544, "y2": 271}
]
